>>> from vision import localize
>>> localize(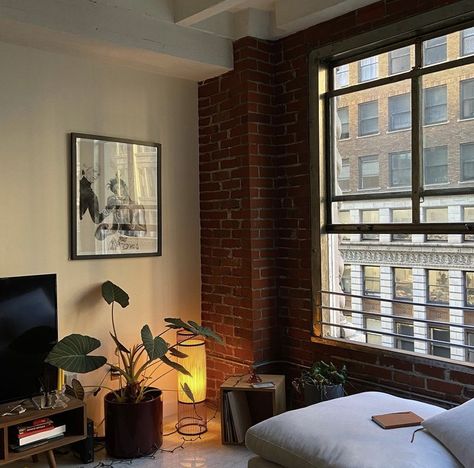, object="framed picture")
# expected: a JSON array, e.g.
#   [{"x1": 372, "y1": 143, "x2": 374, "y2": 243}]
[{"x1": 71, "y1": 133, "x2": 161, "y2": 259}]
